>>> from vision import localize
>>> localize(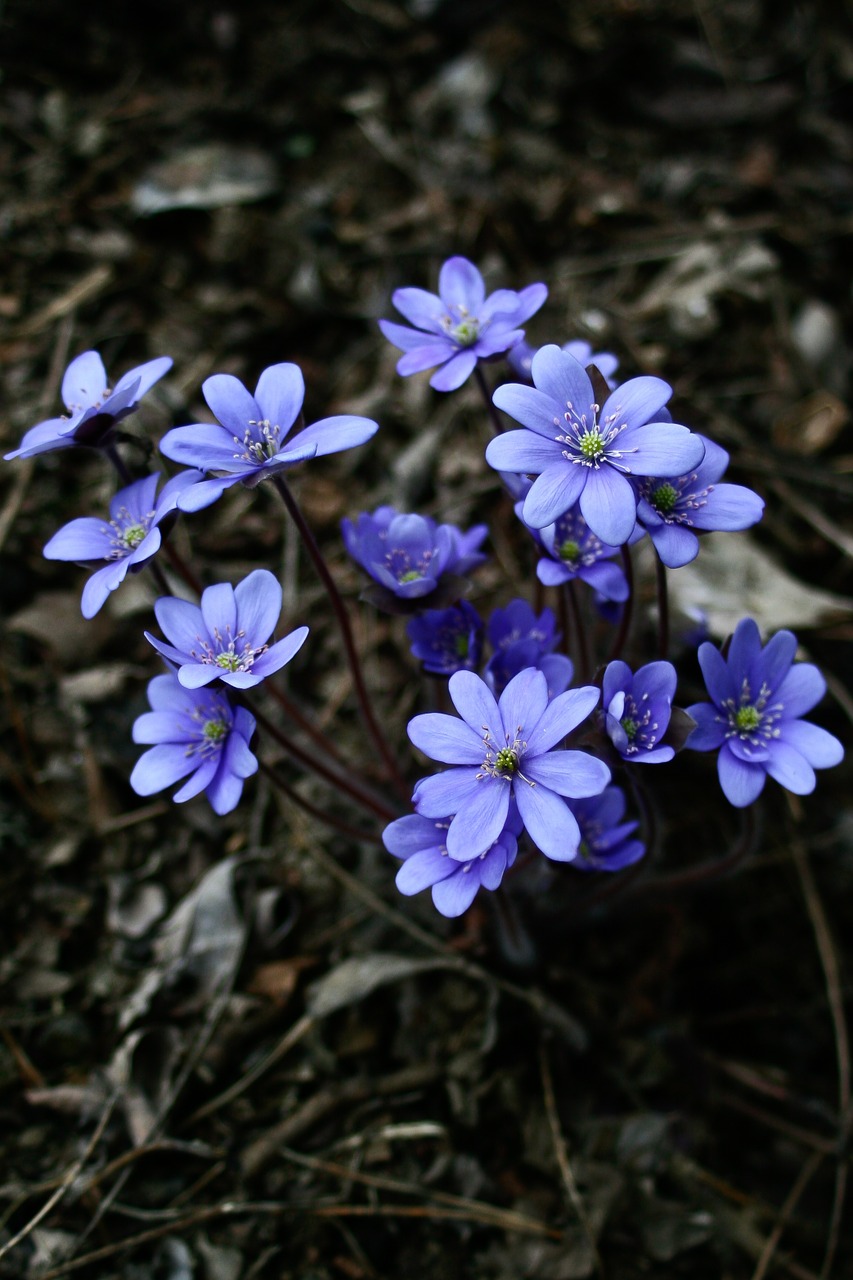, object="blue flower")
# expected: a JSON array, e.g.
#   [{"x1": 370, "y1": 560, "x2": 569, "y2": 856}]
[
  {"x1": 383, "y1": 803, "x2": 523, "y2": 917},
  {"x1": 633, "y1": 435, "x2": 765, "y2": 567},
  {"x1": 406, "y1": 601, "x2": 484, "y2": 676},
  {"x1": 6, "y1": 350, "x2": 173, "y2": 460},
  {"x1": 131, "y1": 672, "x2": 258, "y2": 815},
  {"x1": 159, "y1": 362, "x2": 378, "y2": 511},
  {"x1": 686, "y1": 618, "x2": 844, "y2": 807},
  {"x1": 145, "y1": 569, "x2": 309, "y2": 690},
  {"x1": 486, "y1": 345, "x2": 705, "y2": 545},
  {"x1": 379, "y1": 255, "x2": 547, "y2": 392},
  {"x1": 42, "y1": 470, "x2": 202, "y2": 618},
  {"x1": 483, "y1": 600, "x2": 574, "y2": 700},
  {"x1": 409, "y1": 668, "x2": 610, "y2": 863},
  {"x1": 569, "y1": 786, "x2": 645, "y2": 871},
  {"x1": 518, "y1": 501, "x2": 629, "y2": 602},
  {"x1": 602, "y1": 660, "x2": 678, "y2": 764},
  {"x1": 341, "y1": 506, "x2": 488, "y2": 602},
  {"x1": 508, "y1": 338, "x2": 619, "y2": 388}
]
